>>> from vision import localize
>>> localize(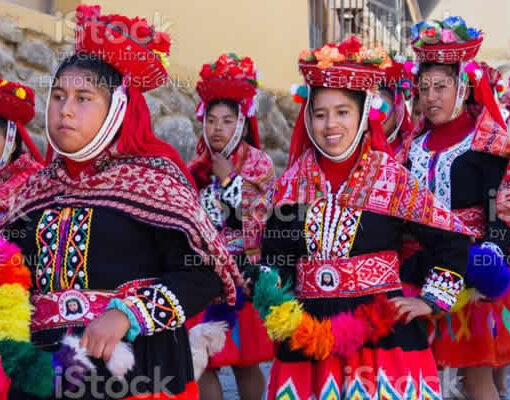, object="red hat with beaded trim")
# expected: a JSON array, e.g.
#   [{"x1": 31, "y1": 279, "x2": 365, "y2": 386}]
[
  {"x1": 378, "y1": 57, "x2": 416, "y2": 150},
  {"x1": 195, "y1": 53, "x2": 261, "y2": 157},
  {"x1": 411, "y1": 17, "x2": 508, "y2": 155},
  {"x1": 411, "y1": 17, "x2": 483, "y2": 64},
  {"x1": 0, "y1": 78, "x2": 43, "y2": 164},
  {"x1": 288, "y1": 36, "x2": 394, "y2": 167},
  {"x1": 75, "y1": 4, "x2": 171, "y2": 92}
]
